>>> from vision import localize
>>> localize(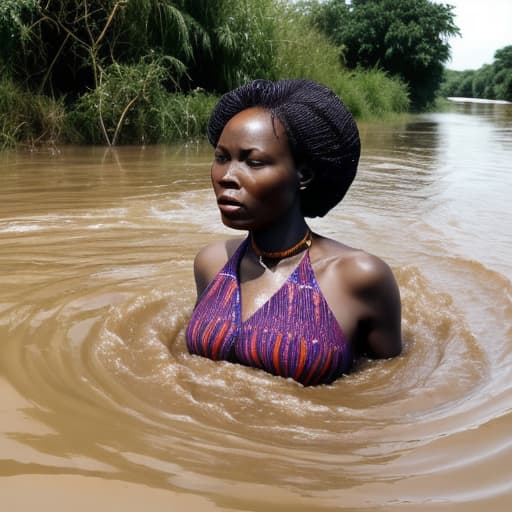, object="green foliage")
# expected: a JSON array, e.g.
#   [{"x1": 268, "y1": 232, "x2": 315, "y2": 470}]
[
  {"x1": 271, "y1": 5, "x2": 344, "y2": 84},
  {"x1": 341, "y1": 69, "x2": 410, "y2": 118},
  {"x1": 120, "y1": 0, "x2": 208, "y2": 62},
  {"x1": 184, "y1": 0, "x2": 276, "y2": 91},
  {"x1": 68, "y1": 60, "x2": 217, "y2": 144},
  {"x1": 271, "y1": 3, "x2": 409, "y2": 119},
  {"x1": 440, "y1": 45, "x2": 512, "y2": 102},
  {"x1": 493, "y1": 46, "x2": 512, "y2": 101},
  {"x1": 8, "y1": 0, "x2": 277, "y2": 97},
  {"x1": 153, "y1": 89, "x2": 218, "y2": 142},
  {"x1": 311, "y1": 0, "x2": 460, "y2": 109},
  {"x1": 7, "y1": 1, "x2": 205, "y2": 96},
  {"x1": 494, "y1": 46, "x2": 512, "y2": 70},
  {"x1": 1, "y1": 0, "x2": 413, "y2": 148},
  {"x1": 471, "y1": 65, "x2": 493, "y2": 98},
  {"x1": 218, "y1": 0, "x2": 276, "y2": 88},
  {"x1": 0, "y1": 77, "x2": 65, "y2": 150},
  {"x1": 0, "y1": 0, "x2": 38, "y2": 73},
  {"x1": 70, "y1": 57, "x2": 179, "y2": 144}
]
